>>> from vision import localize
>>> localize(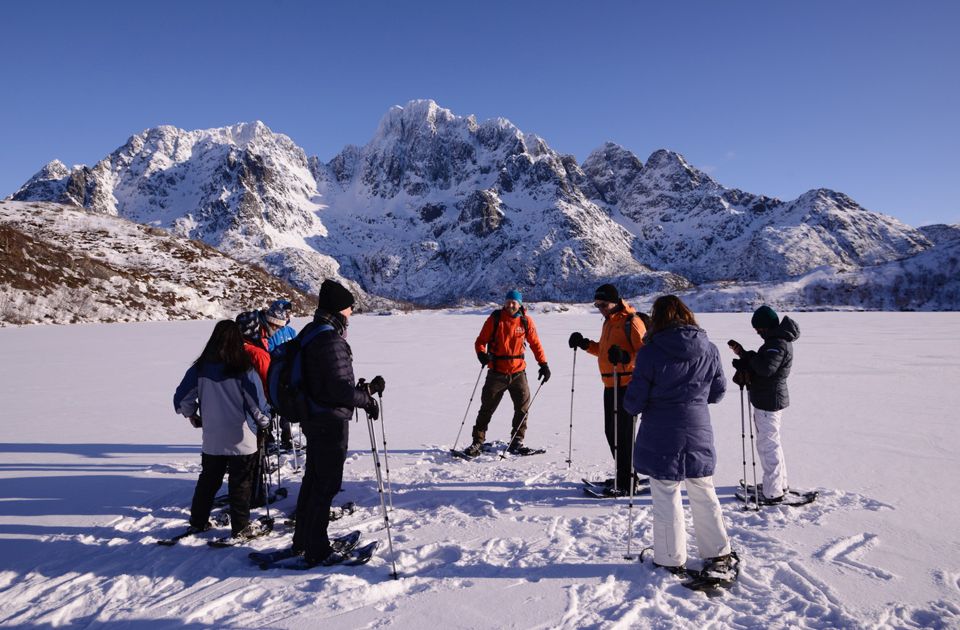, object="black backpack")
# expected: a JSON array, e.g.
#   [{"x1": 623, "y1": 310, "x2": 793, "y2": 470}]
[{"x1": 265, "y1": 322, "x2": 332, "y2": 423}]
